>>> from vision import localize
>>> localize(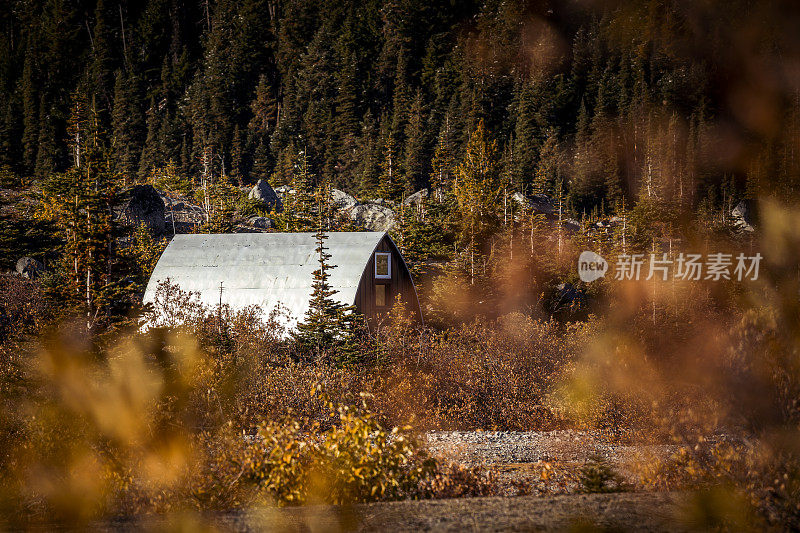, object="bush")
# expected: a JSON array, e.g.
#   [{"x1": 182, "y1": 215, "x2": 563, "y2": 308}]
[
  {"x1": 241, "y1": 392, "x2": 437, "y2": 505},
  {"x1": 579, "y1": 455, "x2": 625, "y2": 493}
]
